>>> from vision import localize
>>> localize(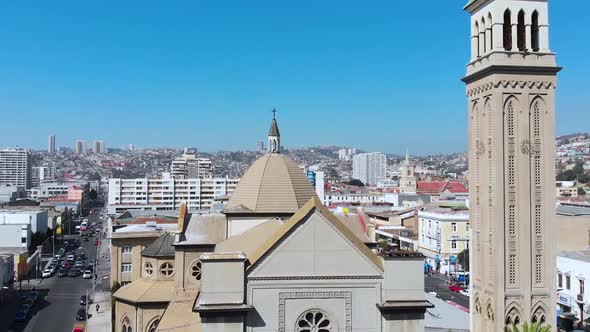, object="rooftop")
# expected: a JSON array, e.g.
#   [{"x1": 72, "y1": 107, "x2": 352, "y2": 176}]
[
  {"x1": 141, "y1": 232, "x2": 176, "y2": 258},
  {"x1": 559, "y1": 249, "x2": 590, "y2": 263}
]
